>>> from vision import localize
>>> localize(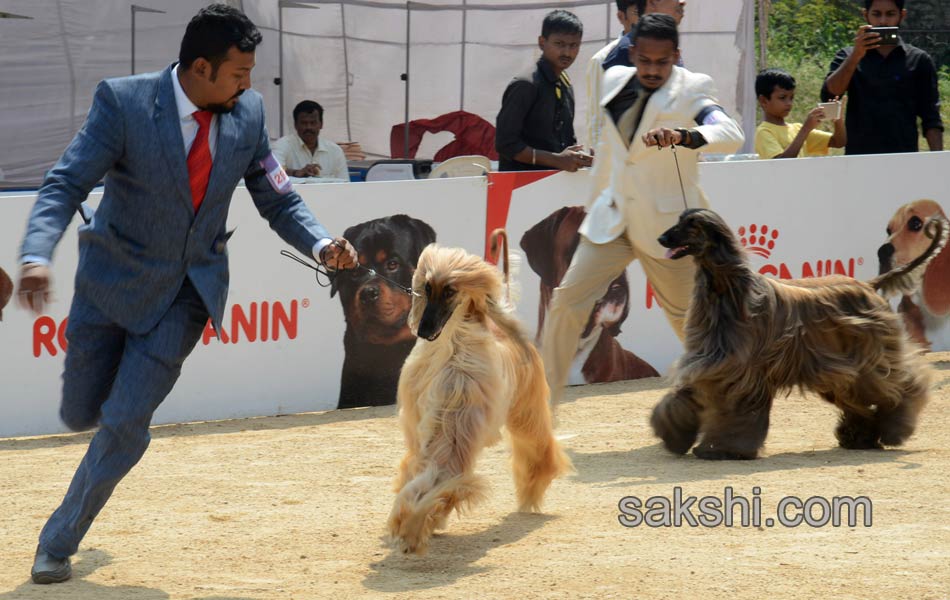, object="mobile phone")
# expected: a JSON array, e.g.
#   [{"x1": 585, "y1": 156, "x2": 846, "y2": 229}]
[
  {"x1": 867, "y1": 26, "x2": 899, "y2": 46},
  {"x1": 817, "y1": 101, "x2": 842, "y2": 121}
]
